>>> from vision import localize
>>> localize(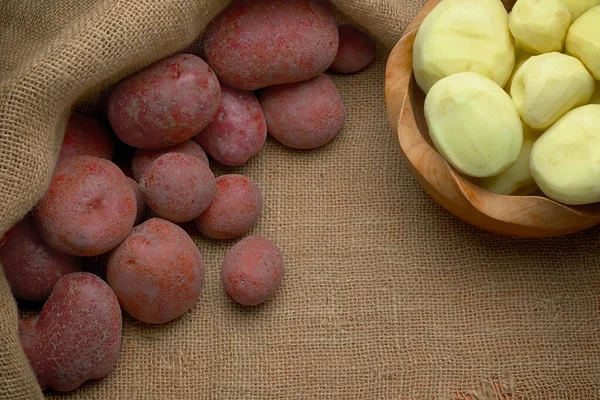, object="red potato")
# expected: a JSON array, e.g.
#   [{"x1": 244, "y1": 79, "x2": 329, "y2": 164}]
[
  {"x1": 19, "y1": 272, "x2": 122, "y2": 392},
  {"x1": 131, "y1": 139, "x2": 209, "y2": 182},
  {"x1": 194, "y1": 84, "x2": 267, "y2": 166},
  {"x1": 195, "y1": 174, "x2": 263, "y2": 239},
  {"x1": 107, "y1": 53, "x2": 221, "y2": 149},
  {"x1": 107, "y1": 218, "x2": 205, "y2": 324},
  {"x1": 259, "y1": 73, "x2": 346, "y2": 149},
  {"x1": 221, "y1": 236, "x2": 284, "y2": 306},
  {"x1": 126, "y1": 177, "x2": 147, "y2": 225},
  {"x1": 203, "y1": 0, "x2": 339, "y2": 90},
  {"x1": 140, "y1": 153, "x2": 217, "y2": 223},
  {"x1": 0, "y1": 216, "x2": 81, "y2": 302},
  {"x1": 58, "y1": 113, "x2": 114, "y2": 164},
  {"x1": 34, "y1": 156, "x2": 137, "y2": 256},
  {"x1": 330, "y1": 24, "x2": 377, "y2": 74}
]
